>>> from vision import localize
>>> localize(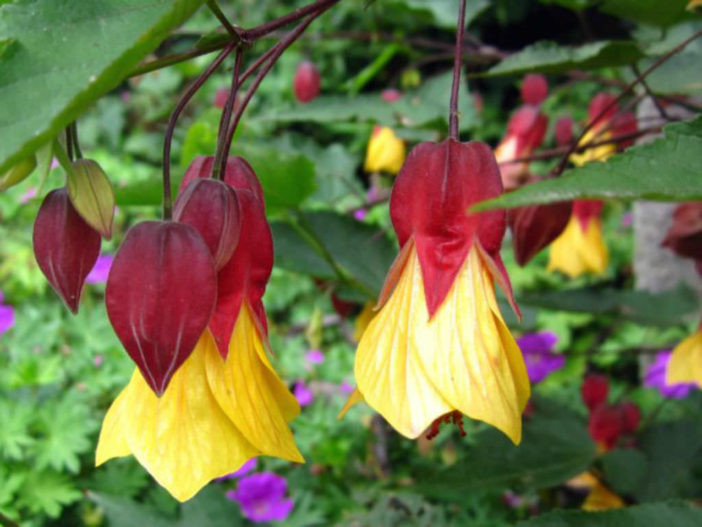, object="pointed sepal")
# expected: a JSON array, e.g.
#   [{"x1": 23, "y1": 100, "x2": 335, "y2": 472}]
[
  {"x1": 67, "y1": 159, "x2": 115, "y2": 239},
  {"x1": 508, "y1": 201, "x2": 572, "y2": 266},
  {"x1": 0, "y1": 156, "x2": 36, "y2": 192}
]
